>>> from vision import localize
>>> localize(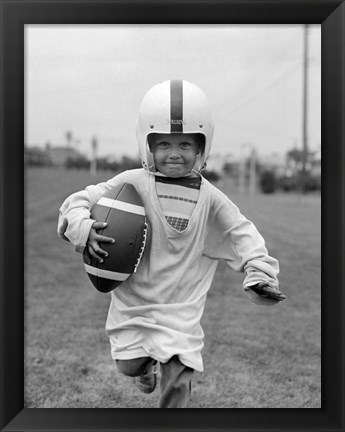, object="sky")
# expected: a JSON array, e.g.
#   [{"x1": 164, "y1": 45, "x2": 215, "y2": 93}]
[{"x1": 25, "y1": 25, "x2": 321, "y2": 161}]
